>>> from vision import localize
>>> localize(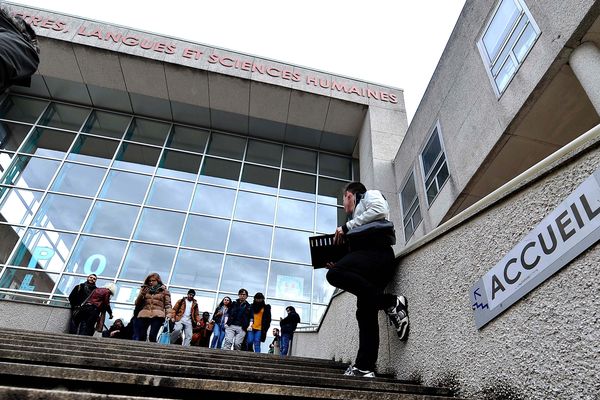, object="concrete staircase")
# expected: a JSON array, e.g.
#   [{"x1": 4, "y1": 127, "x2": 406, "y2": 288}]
[{"x1": 0, "y1": 328, "x2": 457, "y2": 399}]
